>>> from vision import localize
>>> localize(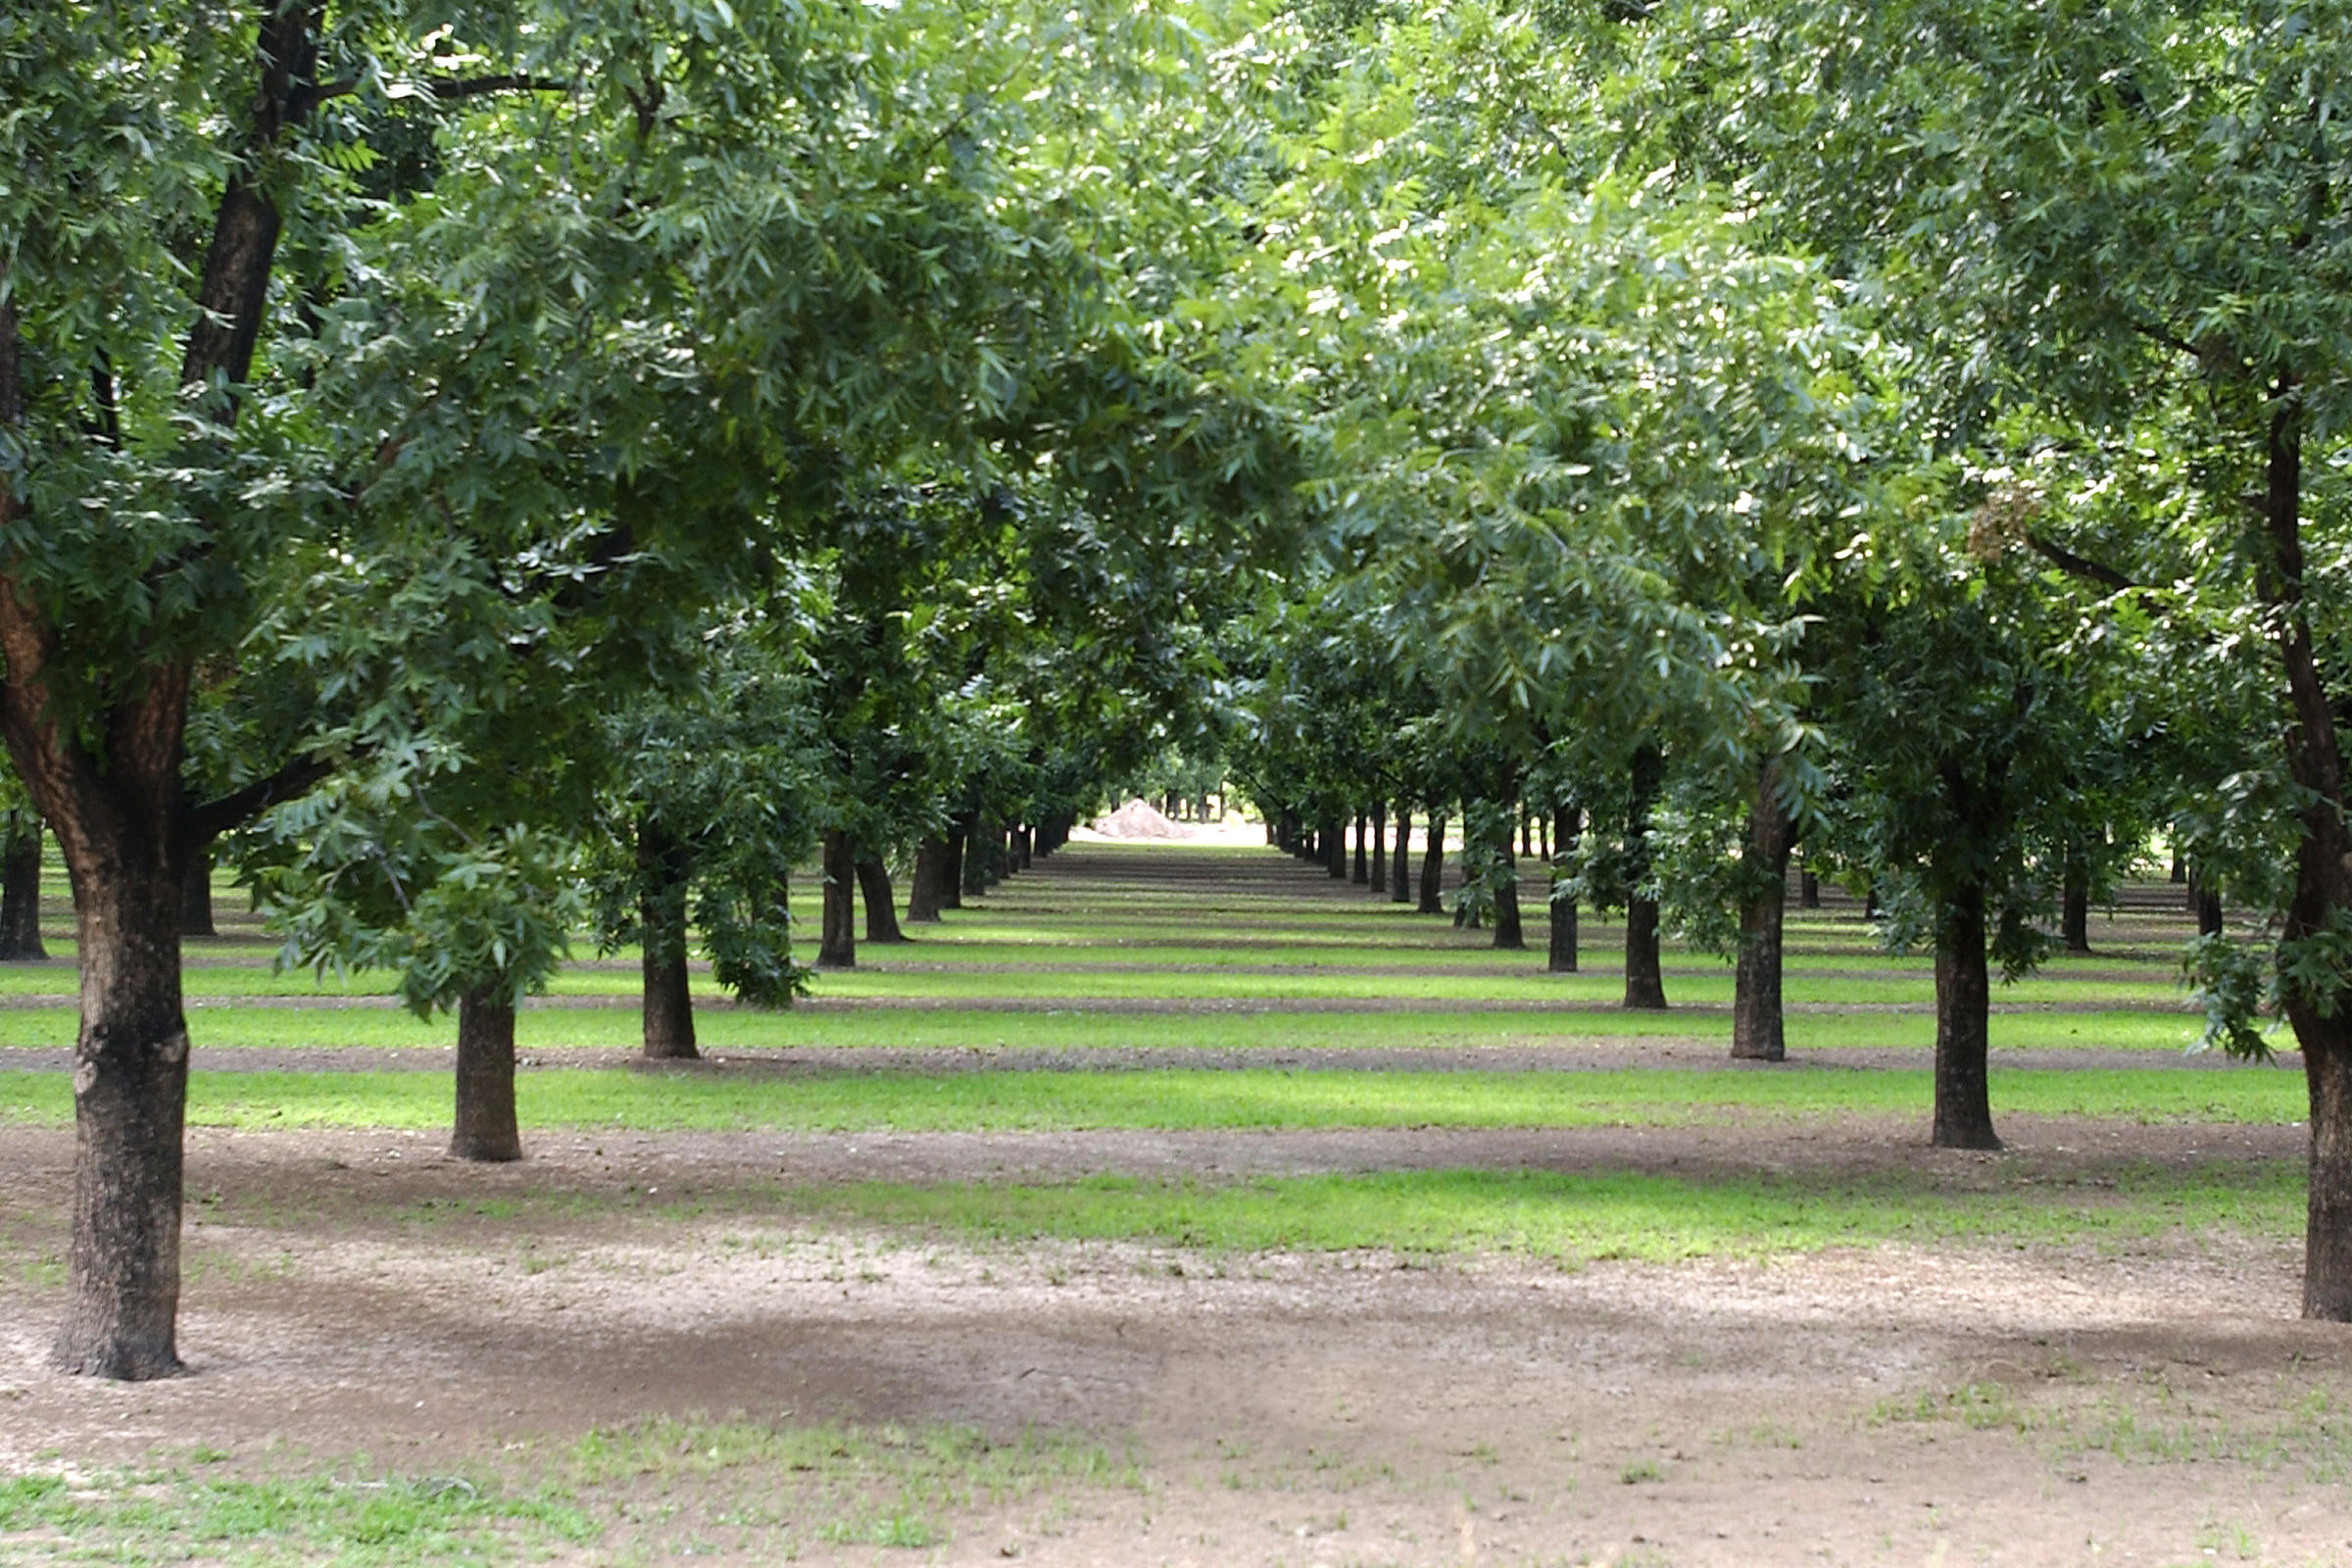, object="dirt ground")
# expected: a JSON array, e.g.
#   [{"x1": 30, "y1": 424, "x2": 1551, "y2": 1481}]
[{"x1": 2, "y1": 1120, "x2": 2348, "y2": 1567}]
